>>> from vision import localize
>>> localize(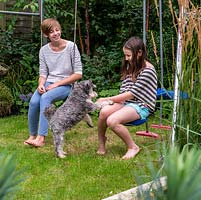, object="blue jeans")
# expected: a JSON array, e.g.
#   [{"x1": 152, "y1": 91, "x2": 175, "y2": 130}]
[{"x1": 28, "y1": 82, "x2": 72, "y2": 137}]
